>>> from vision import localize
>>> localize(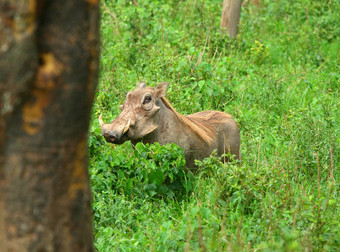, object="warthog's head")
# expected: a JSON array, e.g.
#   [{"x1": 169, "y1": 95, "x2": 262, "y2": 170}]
[{"x1": 99, "y1": 82, "x2": 168, "y2": 144}]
